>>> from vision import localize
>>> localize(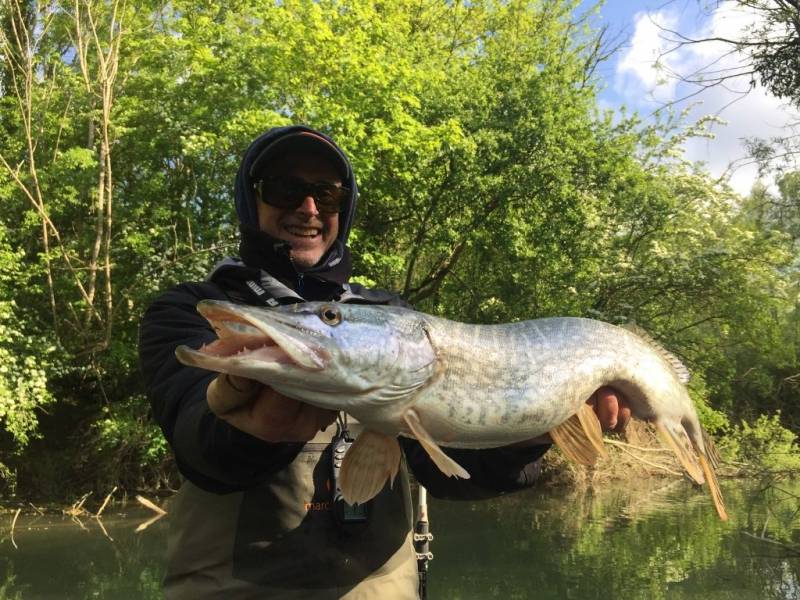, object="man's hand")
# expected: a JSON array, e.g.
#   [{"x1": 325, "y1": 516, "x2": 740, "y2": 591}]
[
  {"x1": 588, "y1": 386, "x2": 631, "y2": 433},
  {"x1": 207, "y1": 374, "x2": 337, "y2": 442}
]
